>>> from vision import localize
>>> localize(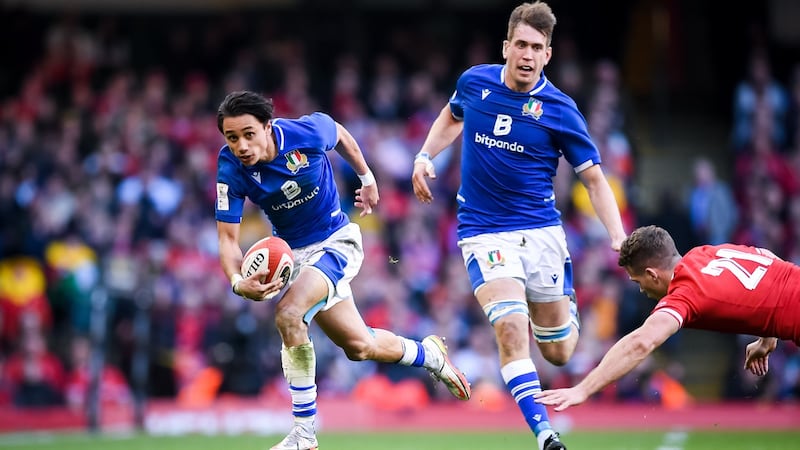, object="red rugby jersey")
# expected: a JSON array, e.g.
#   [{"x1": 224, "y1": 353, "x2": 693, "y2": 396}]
[{"x1": 652, "y1": 244, "x2": 800, "y2": 344}]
